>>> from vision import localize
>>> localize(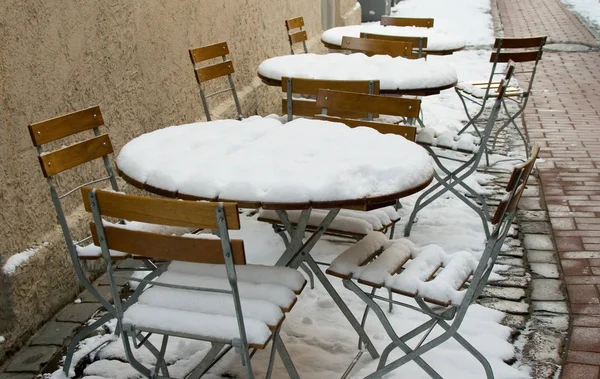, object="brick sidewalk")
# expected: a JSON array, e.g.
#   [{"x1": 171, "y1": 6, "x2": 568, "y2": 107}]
[{"x1": 496, "y1": 0, "x2": 600, "y2": 378}]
